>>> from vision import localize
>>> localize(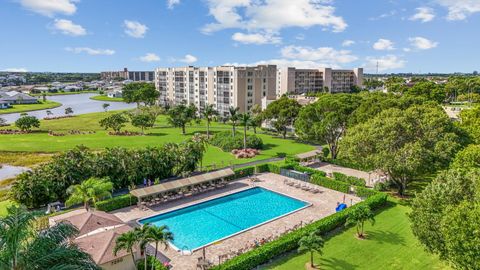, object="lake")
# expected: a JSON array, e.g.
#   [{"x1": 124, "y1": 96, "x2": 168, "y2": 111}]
[
  {"x1": 0, "y1": 165, "x2": 29, "y2": 181},
  {"x1": 1, "y1": 93, "x2": 137, "y2": 123}
]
